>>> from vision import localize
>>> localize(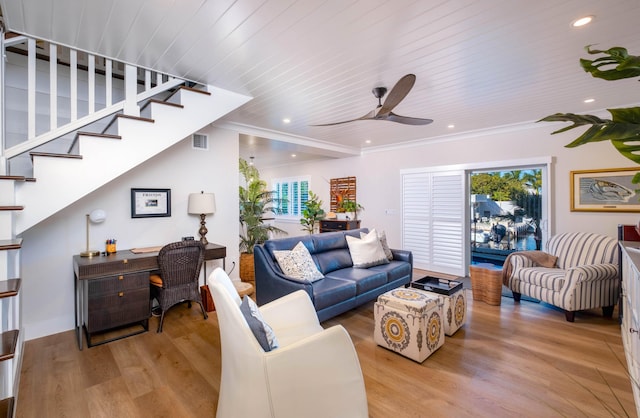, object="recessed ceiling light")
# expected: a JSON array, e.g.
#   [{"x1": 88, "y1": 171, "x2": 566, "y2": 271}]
[
  {"x1": 365, "y1": 140, "x2": 371, "y2": 144},
  {"x1": 572, "y1": 15, "x2": 594, "y2": 27},
  {"x1": 283, "y1": 118, "x2": 291, "y2": 124},
  {"x1": 291, "y1": 154, "x2": 296, "y2": 158},
  {"x1": 584, "y1": 98, "x2": 595, "y2": 103},
  {"x1": 448, "y1": 124, "x2": 455, "y2": 129}
]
